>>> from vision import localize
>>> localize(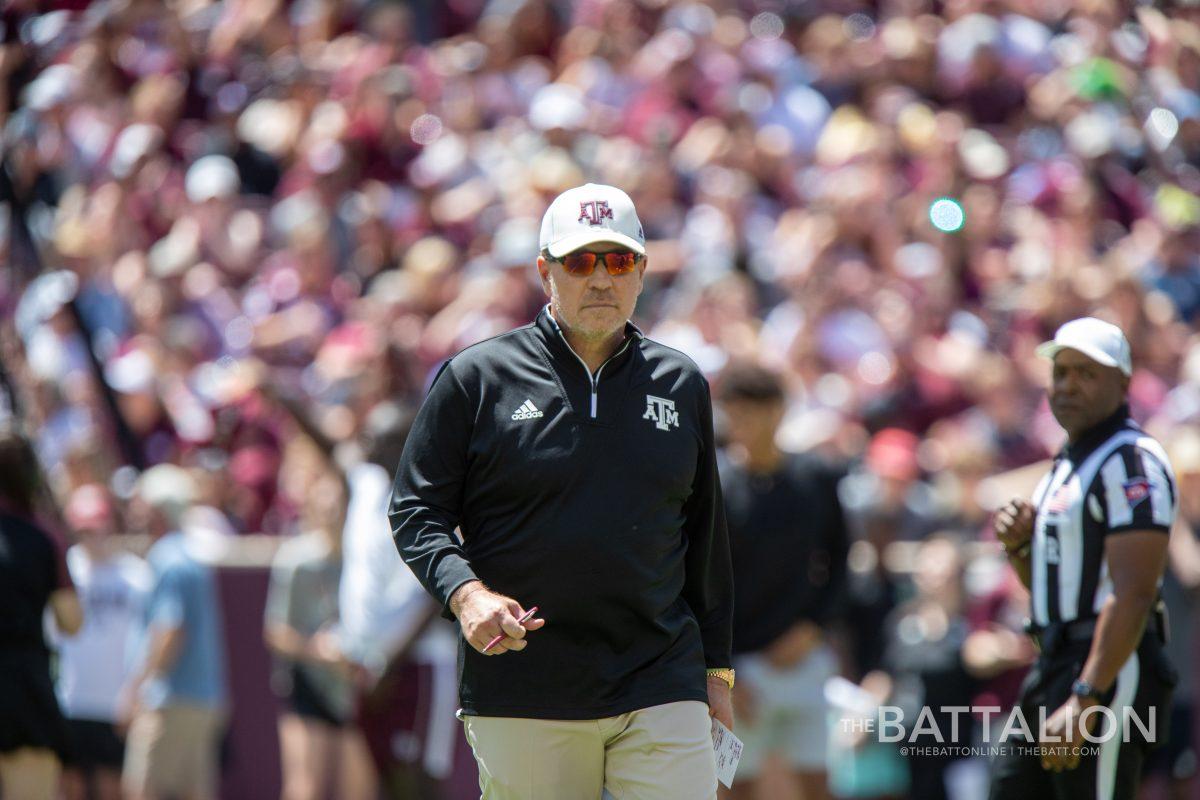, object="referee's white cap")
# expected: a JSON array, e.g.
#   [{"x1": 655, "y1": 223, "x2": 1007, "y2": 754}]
[{"x1": 1036, "y1": 317, "x2": 1132, "y2": 376}]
